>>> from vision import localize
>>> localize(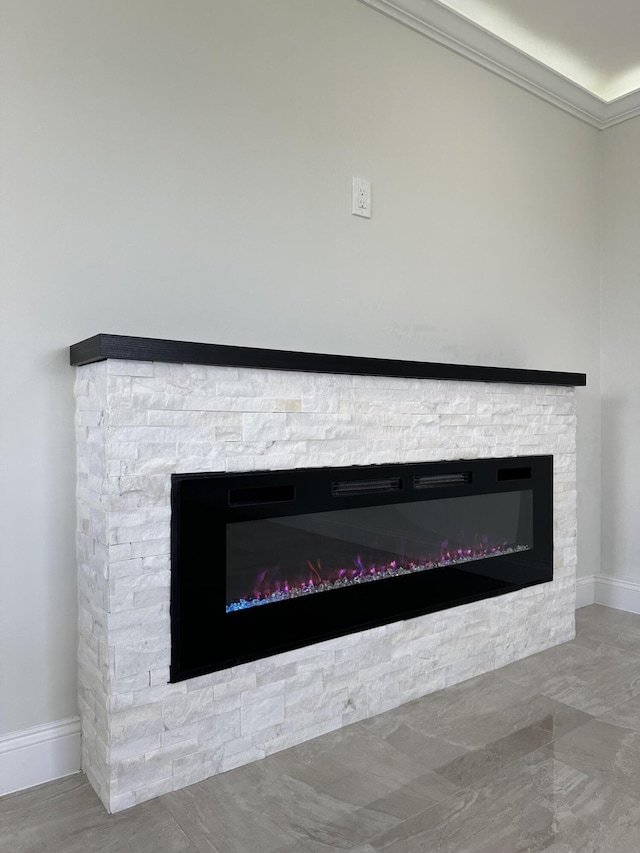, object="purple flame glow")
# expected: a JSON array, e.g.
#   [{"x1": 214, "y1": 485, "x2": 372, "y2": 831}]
[{"x1": 226, "y1": 536, "x2": 524, "y2": 613}]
